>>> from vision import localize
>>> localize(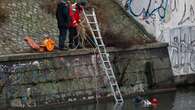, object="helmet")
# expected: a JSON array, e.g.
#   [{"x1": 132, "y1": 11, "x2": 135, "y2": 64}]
[{"x1": 150, "y1": 97, "x2": 159, "y2": 105}]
